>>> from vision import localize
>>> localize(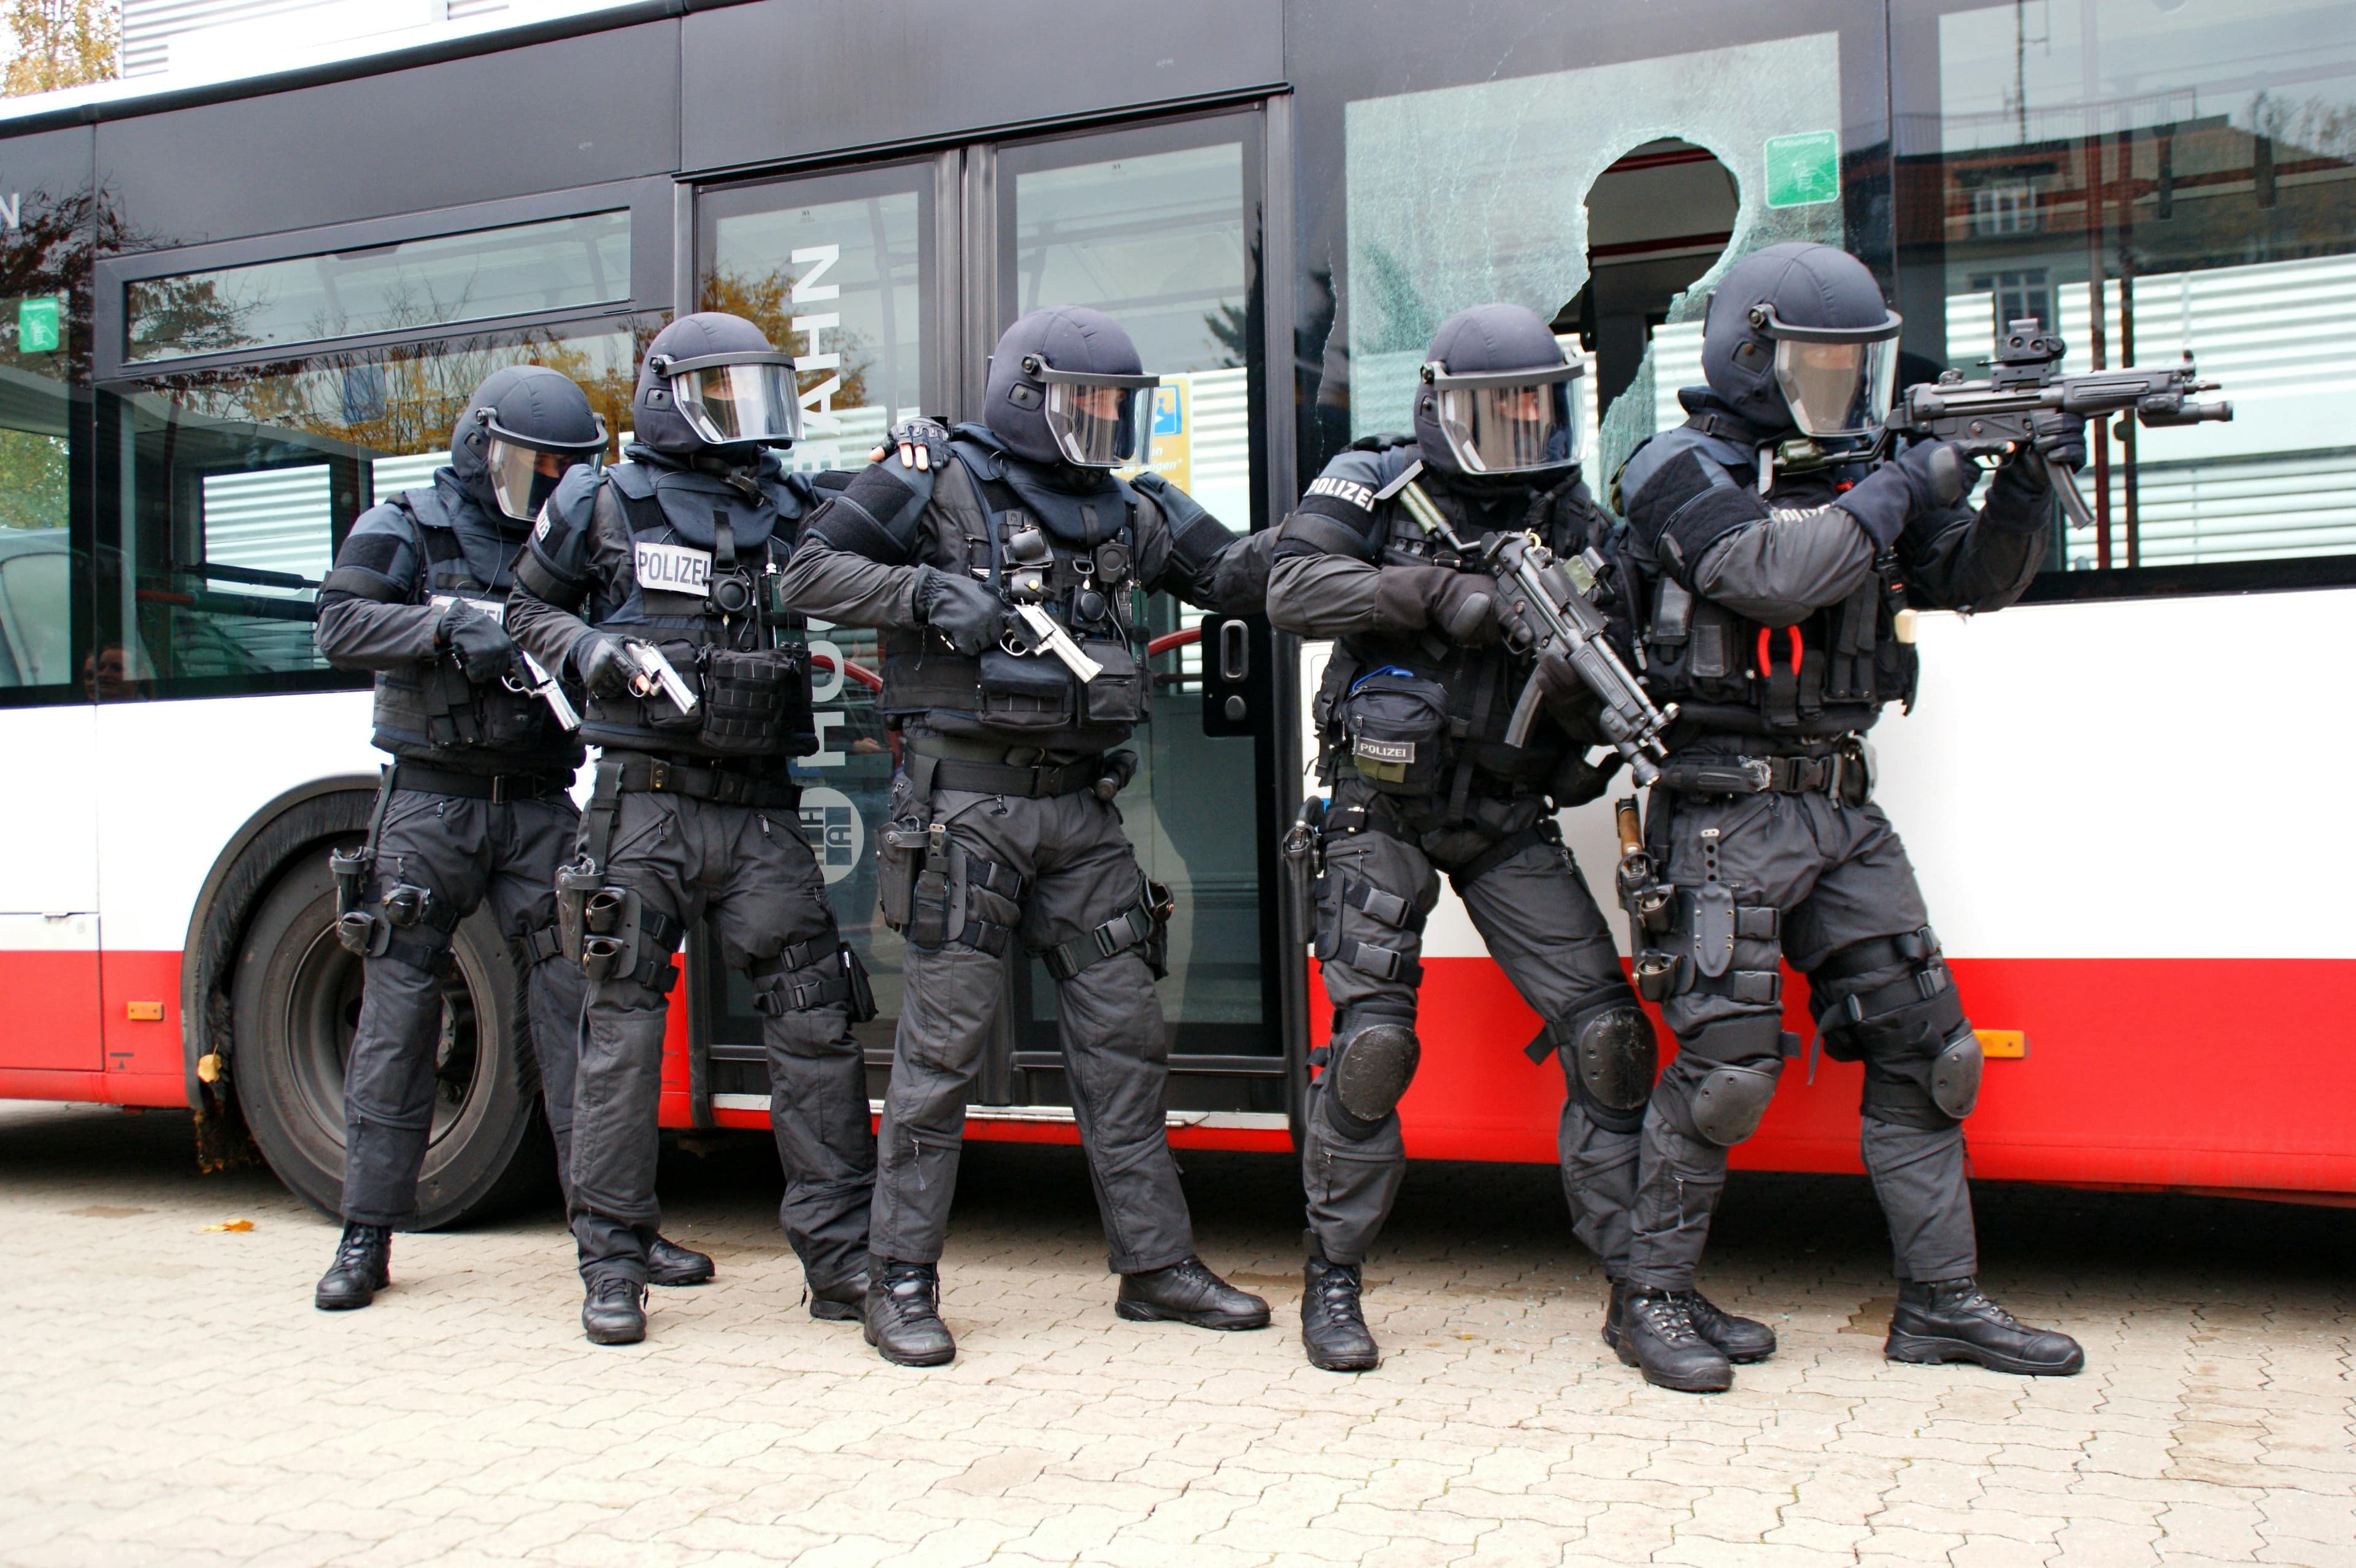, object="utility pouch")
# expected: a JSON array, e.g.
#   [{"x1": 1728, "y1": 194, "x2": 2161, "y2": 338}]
[
  {"x1": 876, "y1": 821, "x2": 930, "y2": 932},
  {"x1": 699, "y1": 645, "x2": 813, "y2": 756},
  {"x1": 1633, "y1": 949, "x2": 1681, "y2": 1003},
  {"x1": 381, "y1": 883, "x2": 436, "y2": 931},
  {"x1": 578, "y1": 887, "x2": 640, "y2": 983},
  {"x1": 328, "y1": 847, "x2": 370, "y2": 921},
  {"x1": 555, "y1": 859, "x2": 602, "y2": 963},
  {"x1": 1341, "y1": 671, "x2": 1450, "y2": 795},
  {"x1": 1077, "y1": 639, "x2": 1143, "y2": 726},
  {"x1": 1142, "y1": 877, "x2": 1176, "y2": 980},
  {"x1": 907, "y1": 863, "x2": 952, "y2": 949},
  {"x1": 977, "y1": 646, "x2": 1076, "y2": 732},
  {"x1": 840, "y1": 943, "x2": 879, "y2": 1024},
  {"x1": 336, "y1": 907, "x2": 390, "y2": 958}
]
